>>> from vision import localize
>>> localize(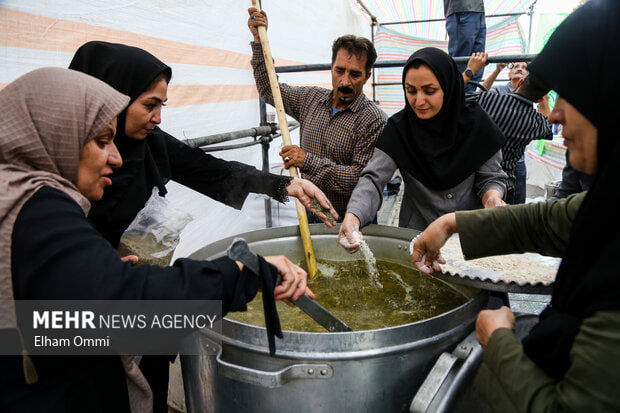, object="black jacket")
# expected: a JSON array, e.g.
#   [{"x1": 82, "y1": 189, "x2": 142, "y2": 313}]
[
  {"x1": 90, "y1": 127, "x2": 288, "y2": 247},
  {"x1": 3, "y1": 187, "x2": 264, "y2": 412}
]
